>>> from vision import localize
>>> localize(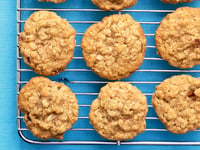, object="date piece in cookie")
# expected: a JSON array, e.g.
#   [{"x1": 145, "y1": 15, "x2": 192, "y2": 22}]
[
  {"x1": 81, "y1": 14, "x2": 146, "y2": 80},
  {"x1": 18, "y1": 77, "x2": 79, "y2": 140},
  {"x1": 152, "y1": 75, "x2": 200, "y2": 134},
  {"x1": 19, "y1": 11, "x2": 76, "y2": 76},
  {"x1": 89, "y1": 82, "x2": 148, "y2": 140},
  {"x1": 91, "y1": 0, "x2": 137, "y2": 11},
  {"x1": 156, "y1": 7, "x2": 200, "y2": 69}
]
